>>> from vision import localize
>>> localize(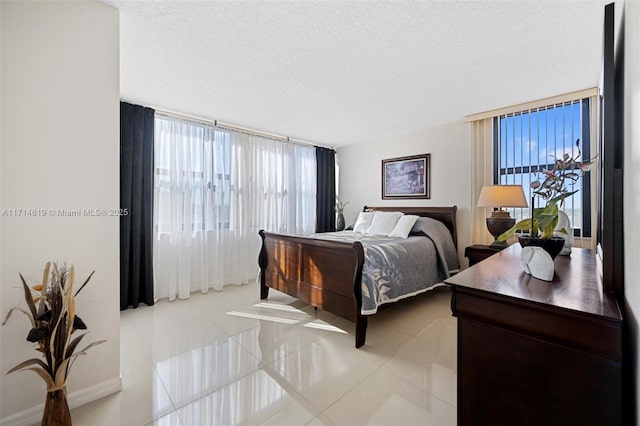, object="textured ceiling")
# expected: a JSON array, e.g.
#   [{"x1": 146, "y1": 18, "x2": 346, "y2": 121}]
[{"x1": 106, "y1": 0, "x2": 608, "y2": 147}]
